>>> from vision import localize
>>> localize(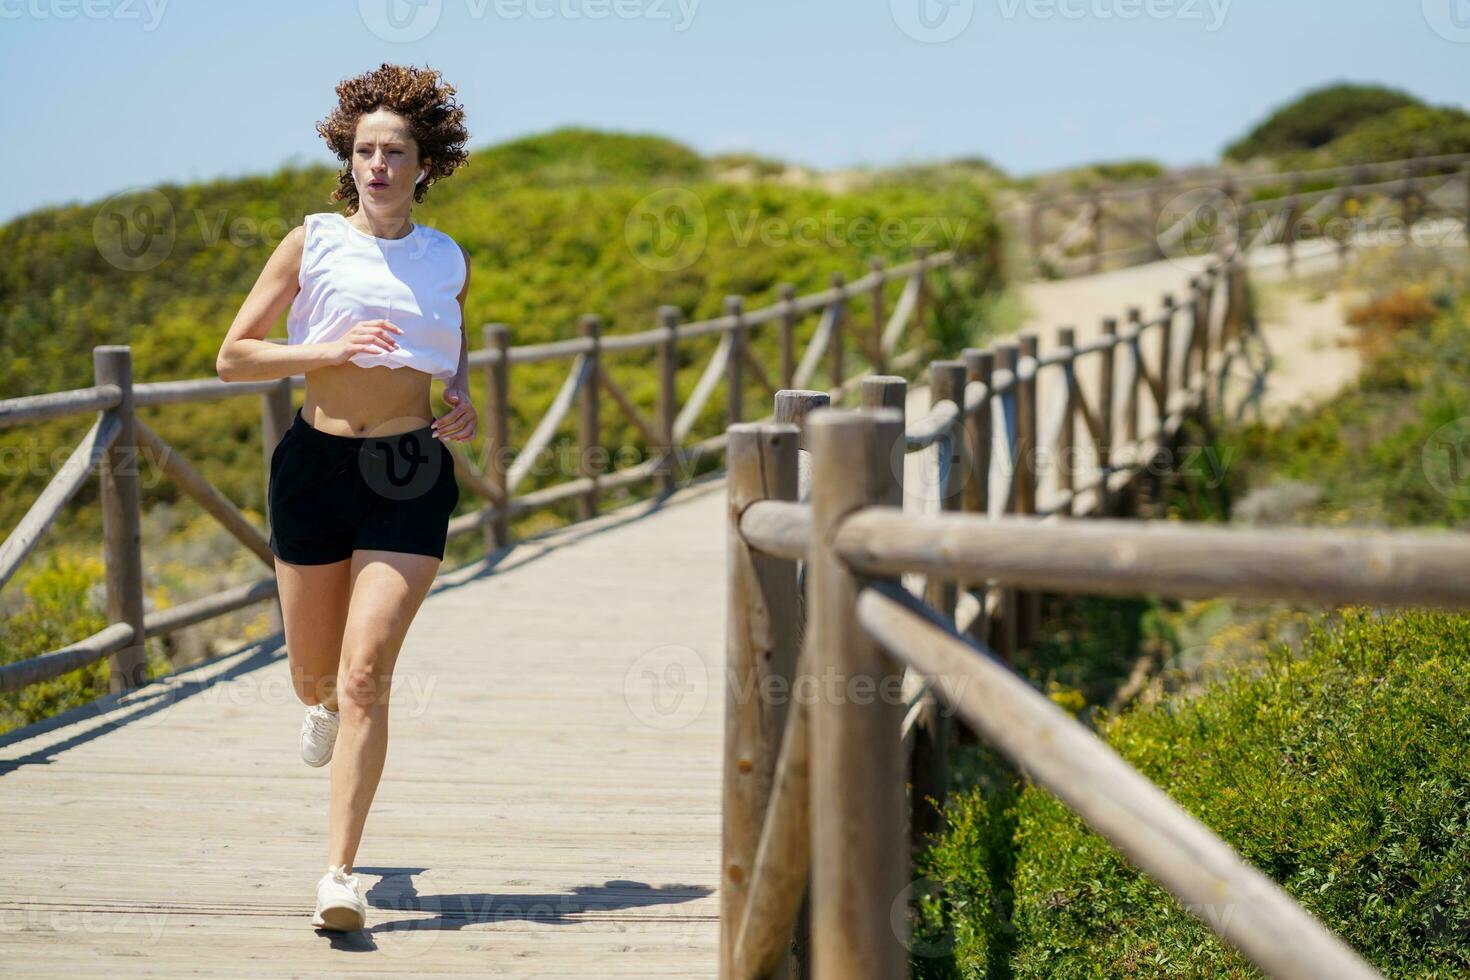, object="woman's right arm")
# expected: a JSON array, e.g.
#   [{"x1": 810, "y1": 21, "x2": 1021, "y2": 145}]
[{"x1": 215, "y1": 226, "x2": 402, "y2": 383}]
